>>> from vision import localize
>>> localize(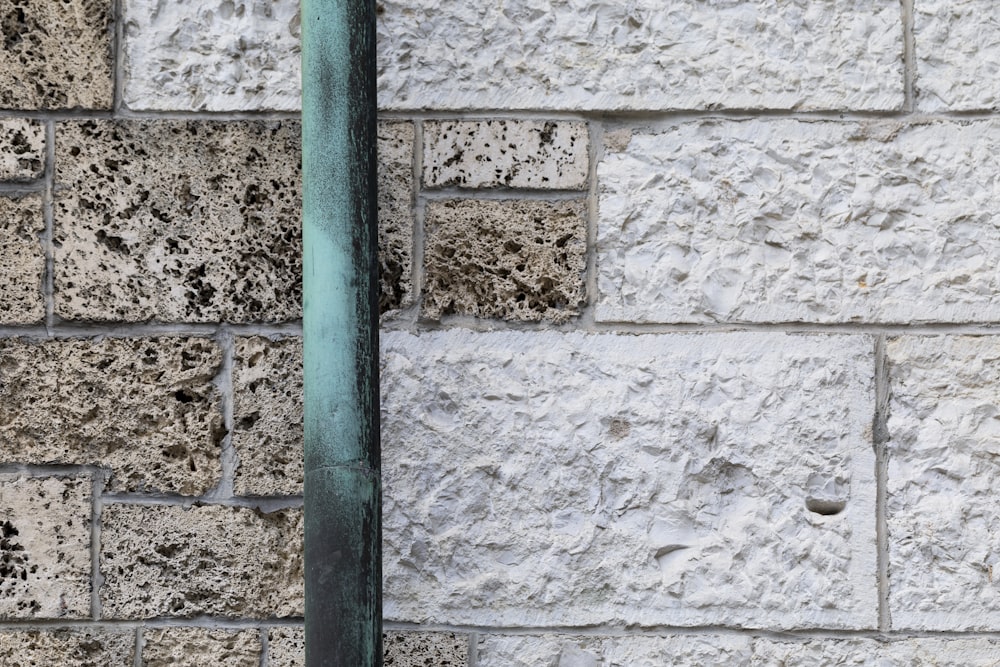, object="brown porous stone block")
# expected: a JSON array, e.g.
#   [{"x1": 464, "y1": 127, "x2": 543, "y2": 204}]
[
  {"x1": 142, "y1": 628, "x2": 260, "y2": 667},
  {"x1": 0, "y1": 629, "x2": 134, "y2": 664},
  {"x1": 0, "y1": 194, "x2": 44, "y2": 324},
  {"x1": 0, "y1": 119, "x2": 44, "y2": 180},
  {"x1": 423, "y1": 199, "x2": 587, "y2": 322},
  {"x1": 0, "y1": 337, "x2": 224, "y2": 495},
  {"x1": 378, "y1": 122, "x2": 414, "y2": 312},
  {"x1": 232, "y1": 336, "x2": 303, "y2": 496},
  {"x1": 0, "y1": 475, "x2": 91, "y2": 619},
  {"x1": 100, "y1": 504, "x2": 303, "y2": 618},
  {"x1": 384, "y1": 631, "x2": 470, "y2": 666},
  {"x1": 0, "y1": 0, "x2": 113, "y2": 109},
  {"x1": 267, "y1": 627, "x2": 303, "y2": 667}
]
